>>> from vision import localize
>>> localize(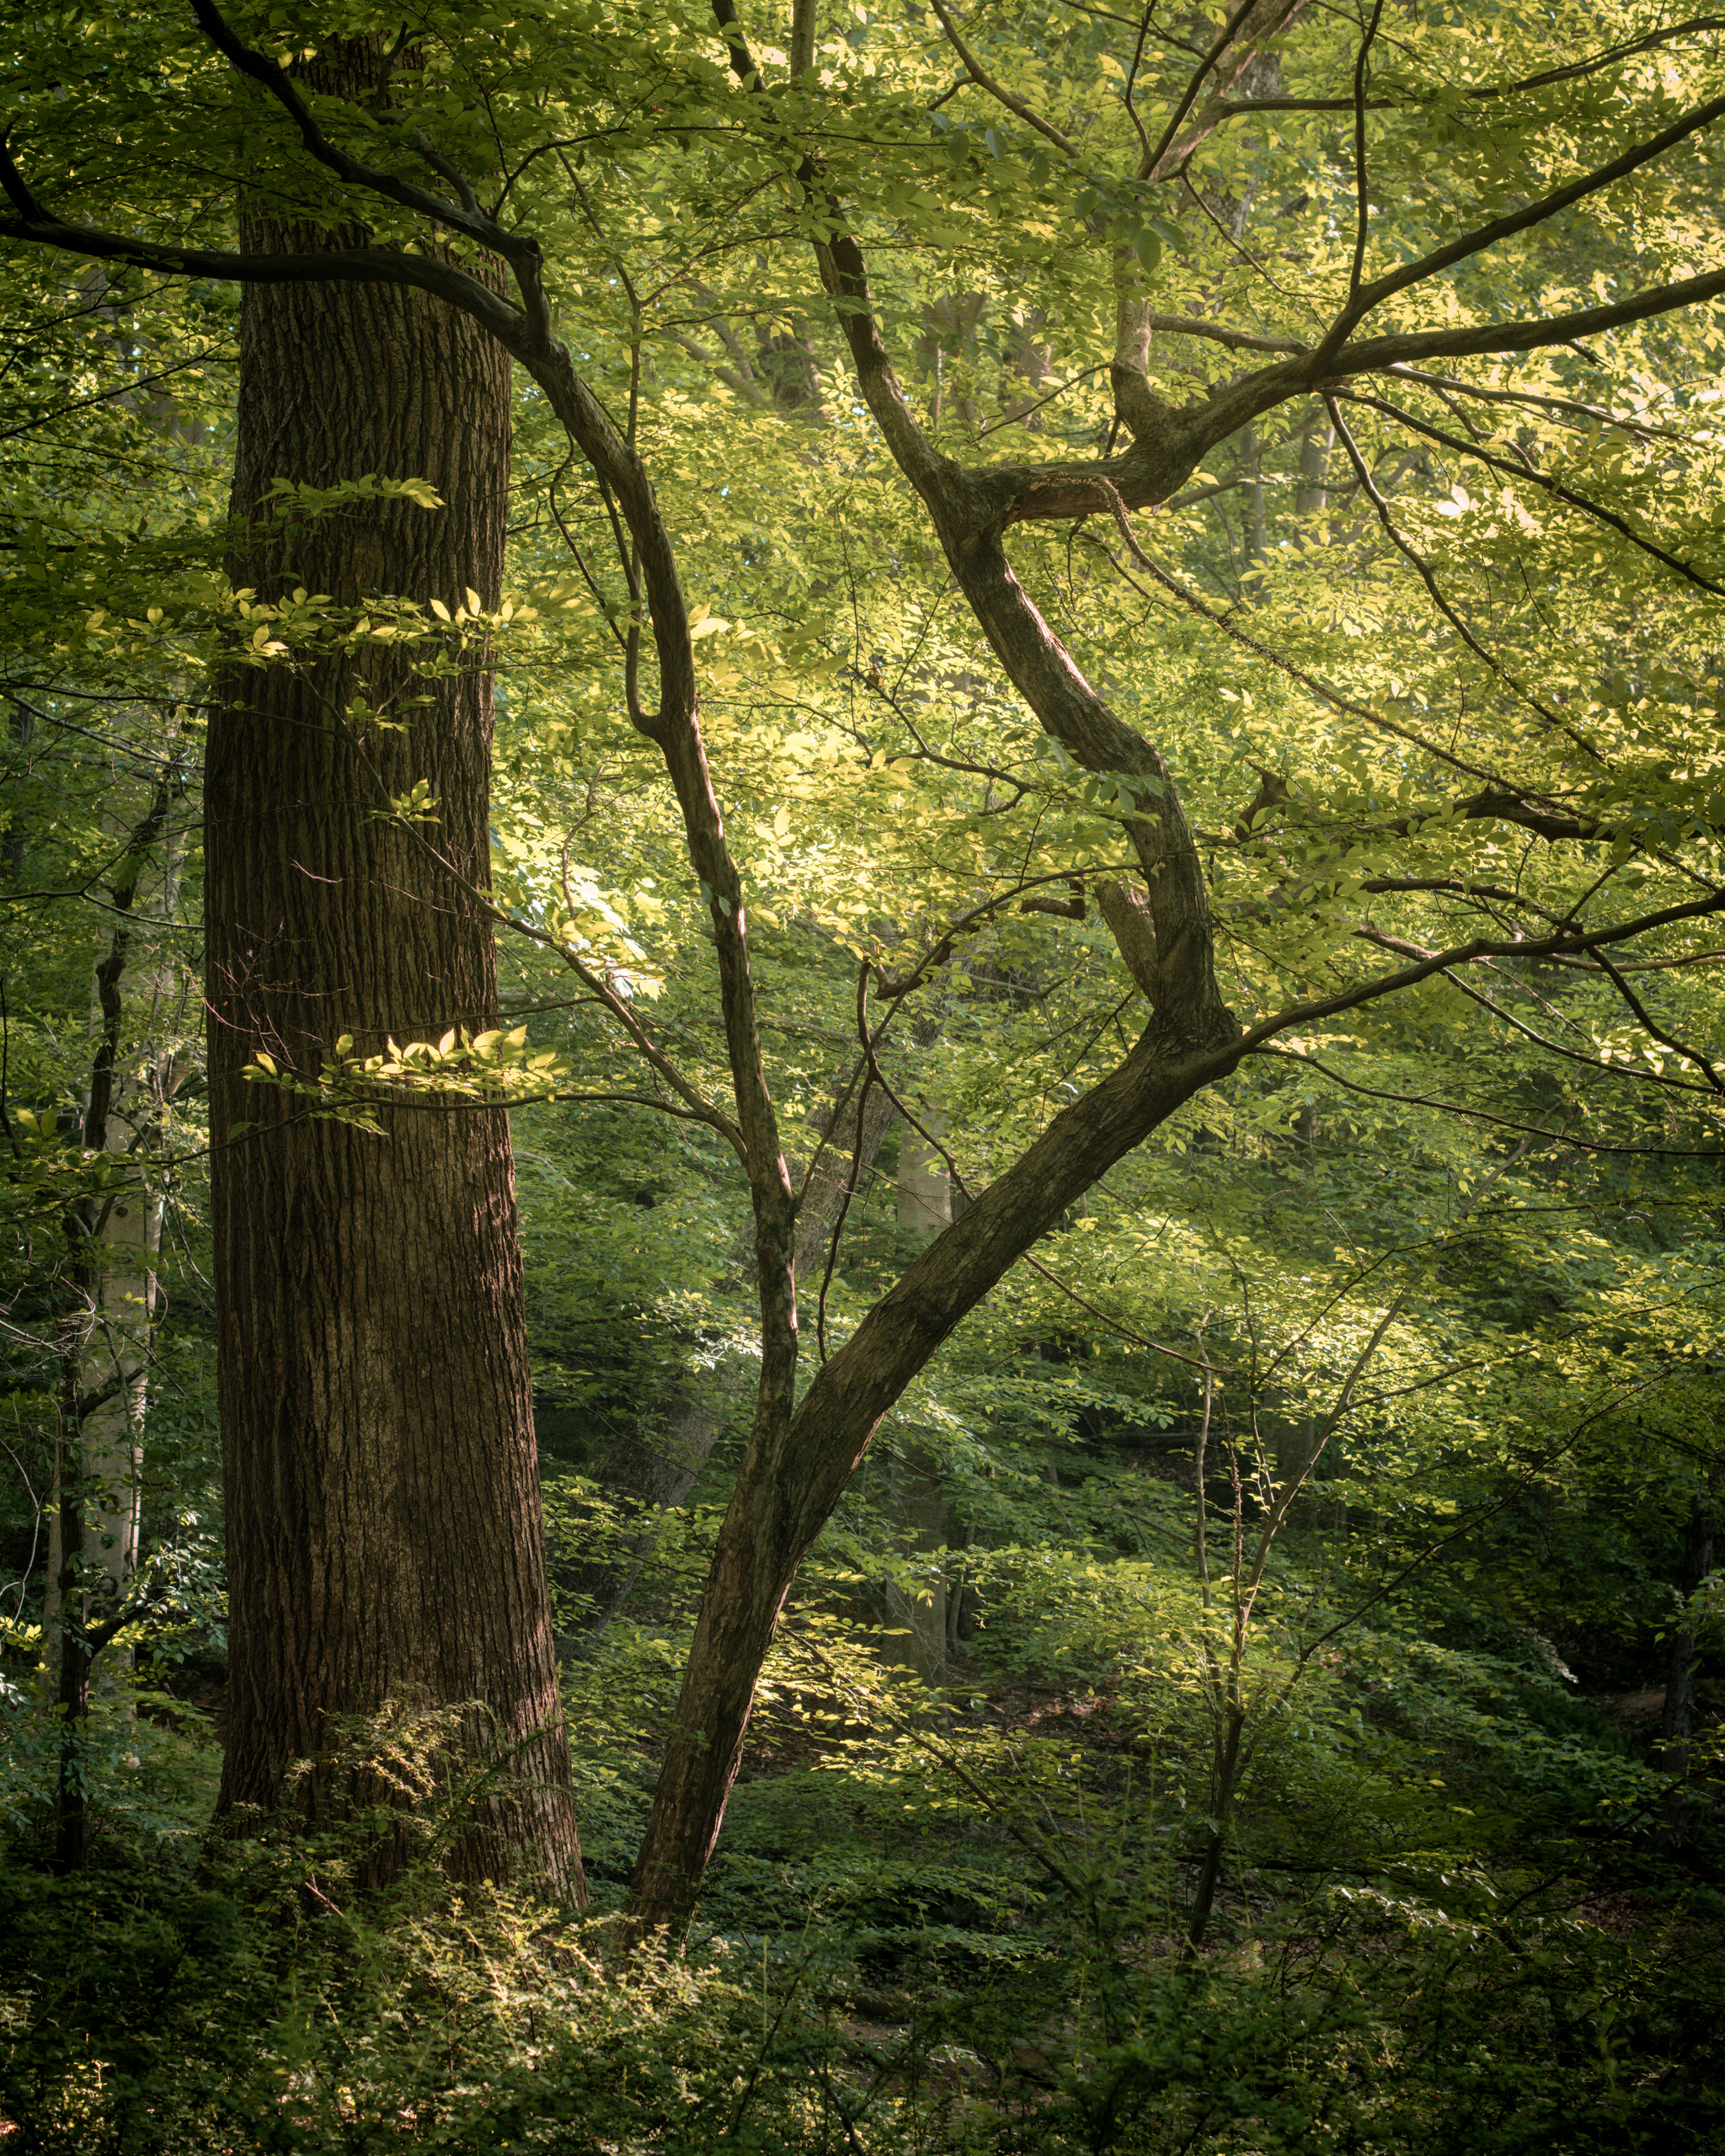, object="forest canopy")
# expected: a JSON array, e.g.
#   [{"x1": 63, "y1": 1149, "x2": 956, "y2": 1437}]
[{"x1": 2, "y1": 1, "x2": 1723, "y2": 2149}]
